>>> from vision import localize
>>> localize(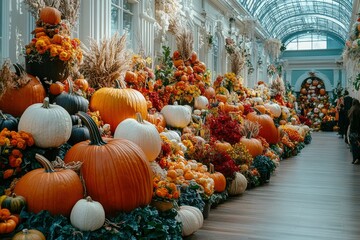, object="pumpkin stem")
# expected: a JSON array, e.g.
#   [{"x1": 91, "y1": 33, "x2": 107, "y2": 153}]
[
  {"x1": 10, "y1": 192, "x2": 17, "y2": 198},
  {"x1": 209, "y1": 163, "x2": 215, "y2": 174},
  {"x1": 253, "y1": 107, "x2": 261, "y2": 115},
  {"x1": 42, "y1": 97, "x2": 50, "y2": 108},
  {"x1": 13, "y1": 63, "x2": 25, "y2": 77},
  {"x1": 22, "y1": 229, "x2": 30, "y2": 235},
  {"x1": 136, "y1": 112, "x2": 144, "y2": 124},
  {"x1": 76, "y1": 111, "x2": 107, "y2": 146},
  {"x1": 115, "y1": 79, "x2": 126, "y2": 89},
  {"x1": 35, "y1": 153, "x2": 55, "y2": 173},
  {"x1": 0, "y1": 110, "x2": 6, "y2": 119},
  {"x1": 85, "y1": 196, "x2": 93, "y2": 202},
  {"x1": 67, "y1": 79, "x2": 74, "y2": 94},
  {"x1": 77, "y1": 118, "x2": 82, "y2": 126}
]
